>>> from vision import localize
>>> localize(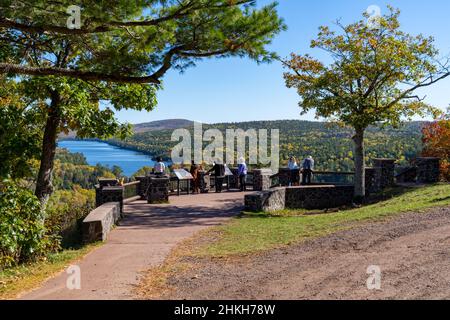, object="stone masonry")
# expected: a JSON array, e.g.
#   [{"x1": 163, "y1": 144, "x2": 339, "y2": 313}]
[
  {"x1": 253, "y1": 169, "x2": 273, "y2": 191},
  {"x1": 147, "y1": 175, "x2": 170, "y2": 204},
  {"x1": 416, "y1": 157, "x2": 440, "y2": 183},
  {"x1": 82, "y1": 202, "x2": 121, "y2": 243},
  {"x1": 245, "y1": 185, "x2": 354, "y2": 212},
  {"x1": 95, "y1": 185, "x2": 124, "y2": 213}
]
